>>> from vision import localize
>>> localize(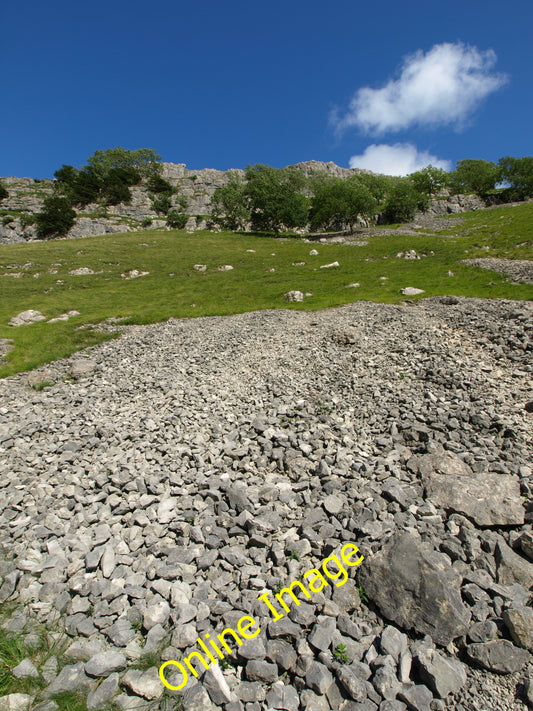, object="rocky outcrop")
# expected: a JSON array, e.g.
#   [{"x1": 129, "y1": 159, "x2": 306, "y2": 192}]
[
  {"x1": 0, "y1": 162, "x2": 500, "y2": 245},
  {"x1": 427, "y1": 192, "x2": 486, "y2": 215}
]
